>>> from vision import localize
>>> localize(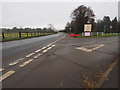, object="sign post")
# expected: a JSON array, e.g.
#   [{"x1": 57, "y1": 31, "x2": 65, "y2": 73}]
[{"x1": 104, "y1": 25, "x2": 106, "y2": 33}]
